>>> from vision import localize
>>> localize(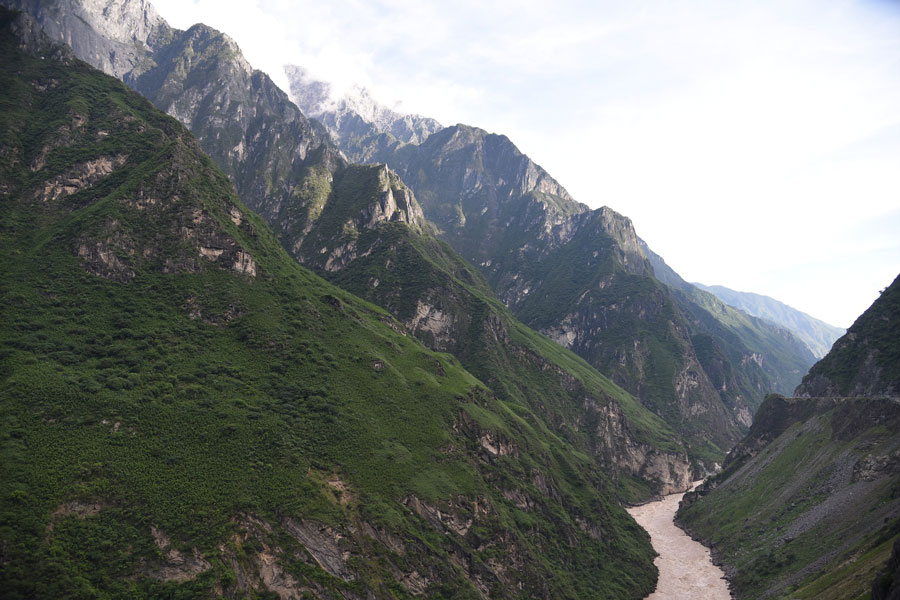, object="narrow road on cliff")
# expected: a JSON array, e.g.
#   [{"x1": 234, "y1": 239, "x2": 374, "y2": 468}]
[{"x1": 627, "y1": 483, "x2": 732, "y2": 599}]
